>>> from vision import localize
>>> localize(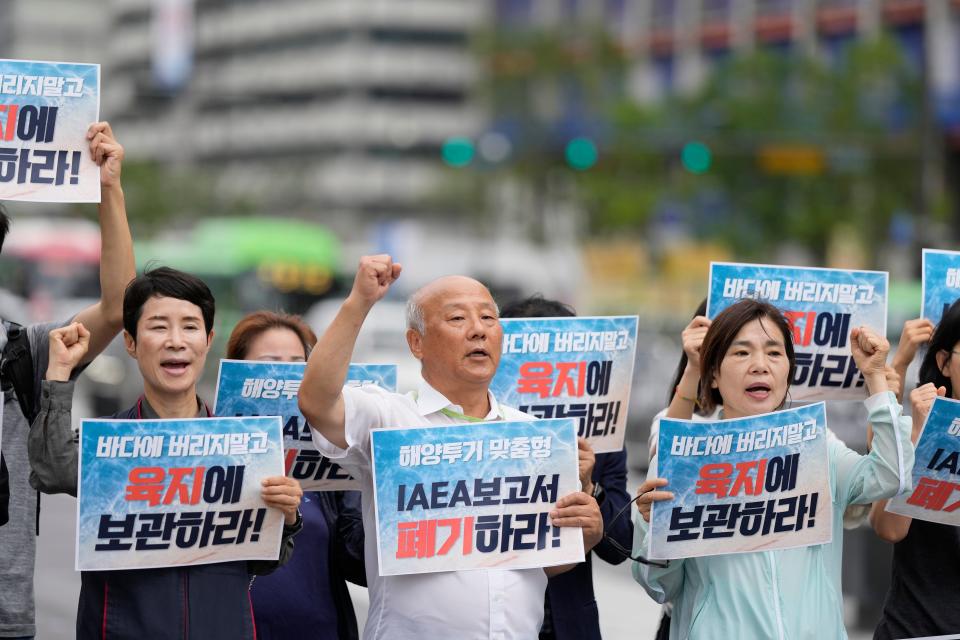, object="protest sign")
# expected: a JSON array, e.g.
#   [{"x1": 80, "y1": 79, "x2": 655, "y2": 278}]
[
  {"x1": 0, "y1": 59, "x2": 100, "y2": 202},
  {"x1": 77, "y1": 416, "x2": 284, "y2": 571},
  {"x1": 649, "y1": 403, "x2": 832, "y2": 560},
  {"x1": 370, "y1": 418, "x2": 583, "y2": 576},
  {"x1": 214, "y1": 359, "x2": 397, "y2": 490},
  {"x1": 490, "y1": 316, "x2": 639, "y2": 453},
  {"x1": 708, "y1": 262, "x2": 888, "y2": 401},
  {"x1": 922, "y1": 249, "x2": 960, "y2": 325},
  {"x1": 887, "y1": 396, "x2": 960, "y2": 526}
]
